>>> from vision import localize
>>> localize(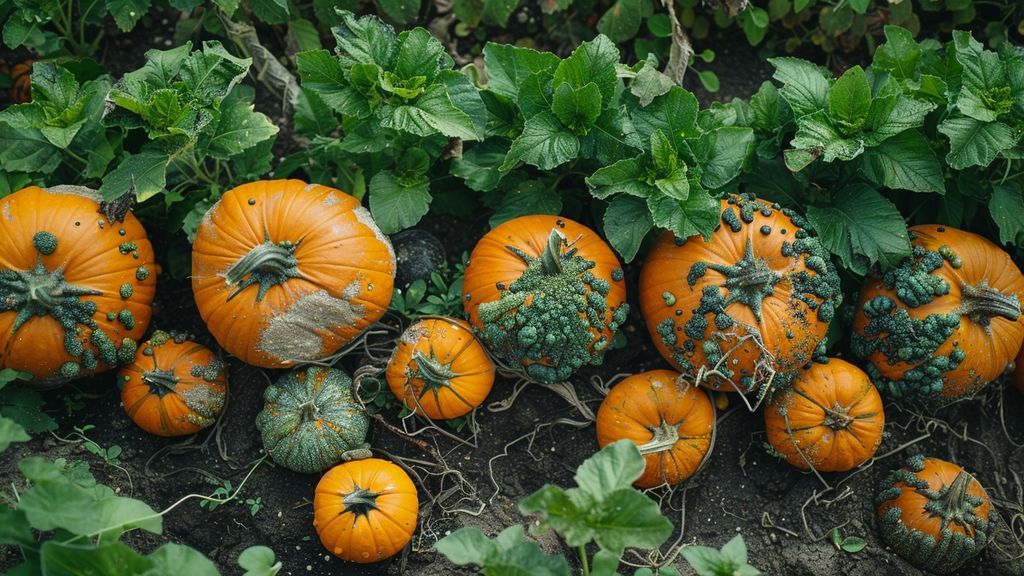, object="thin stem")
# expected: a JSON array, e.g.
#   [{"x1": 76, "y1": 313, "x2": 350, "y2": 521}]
[{"x1": 579, "y1": 545, "x2": 590, "y2": 576}]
